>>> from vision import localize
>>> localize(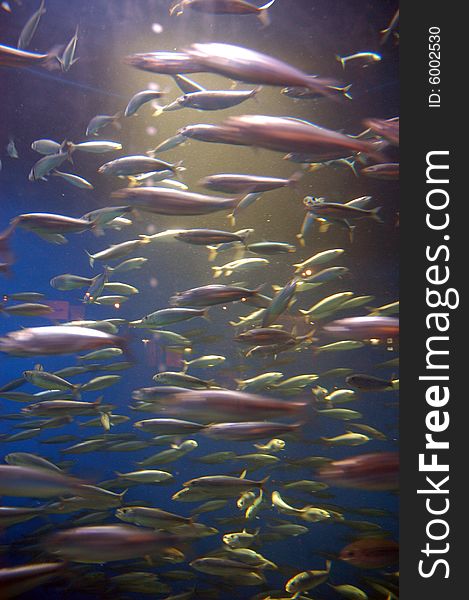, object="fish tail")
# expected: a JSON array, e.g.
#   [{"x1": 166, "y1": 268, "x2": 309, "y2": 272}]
[
  {"x1": 211, "y1": 266, "x2": 222, "y2": 279},
  {"x1": 139, "y1": 235, "x2": 153, "y2": 245},
  {"x1": 152, "y1": 105, "x2": 164, "y2": 117},
  {"x1": 182, "y1": 360, "x2": 189, "y2": 373},
  {"x1": 259, "y1": 475, "x2": 271, "y2": 488},
  {"x1": 341, "y1": 83, "x2": 353, "y2": 100},
  {"x1": 207, "y1": 246, "x2": 218, "y2": 262},
  {"x1": 85, "y1": 250, "x2": 95, "y2": 268},
  {"x1": 370, "y1": 206, "x2": 384, "y2": 223},
  {"x1": 335, "y1": 55, "x2": 345, "y2": 69}
]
